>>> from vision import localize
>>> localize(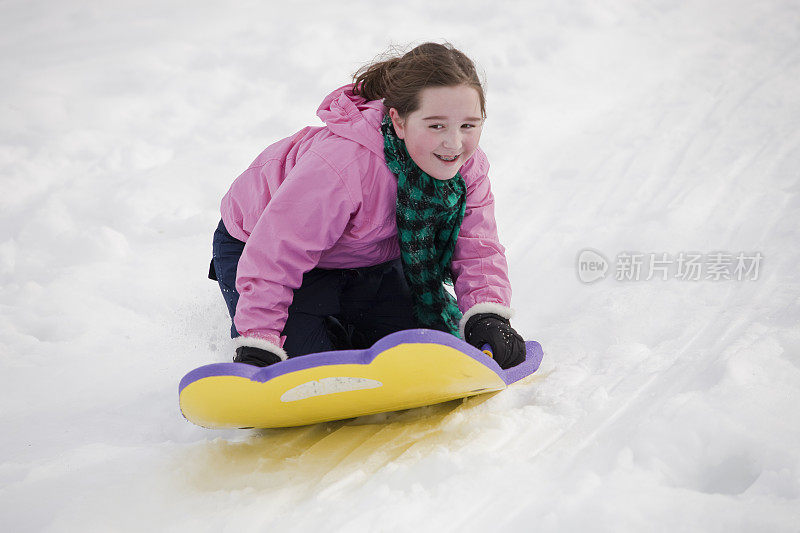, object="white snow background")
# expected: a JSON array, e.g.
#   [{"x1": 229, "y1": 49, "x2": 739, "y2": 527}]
[{"x1": 2, "y1": 0, "x2": 799, "y2": 531}]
